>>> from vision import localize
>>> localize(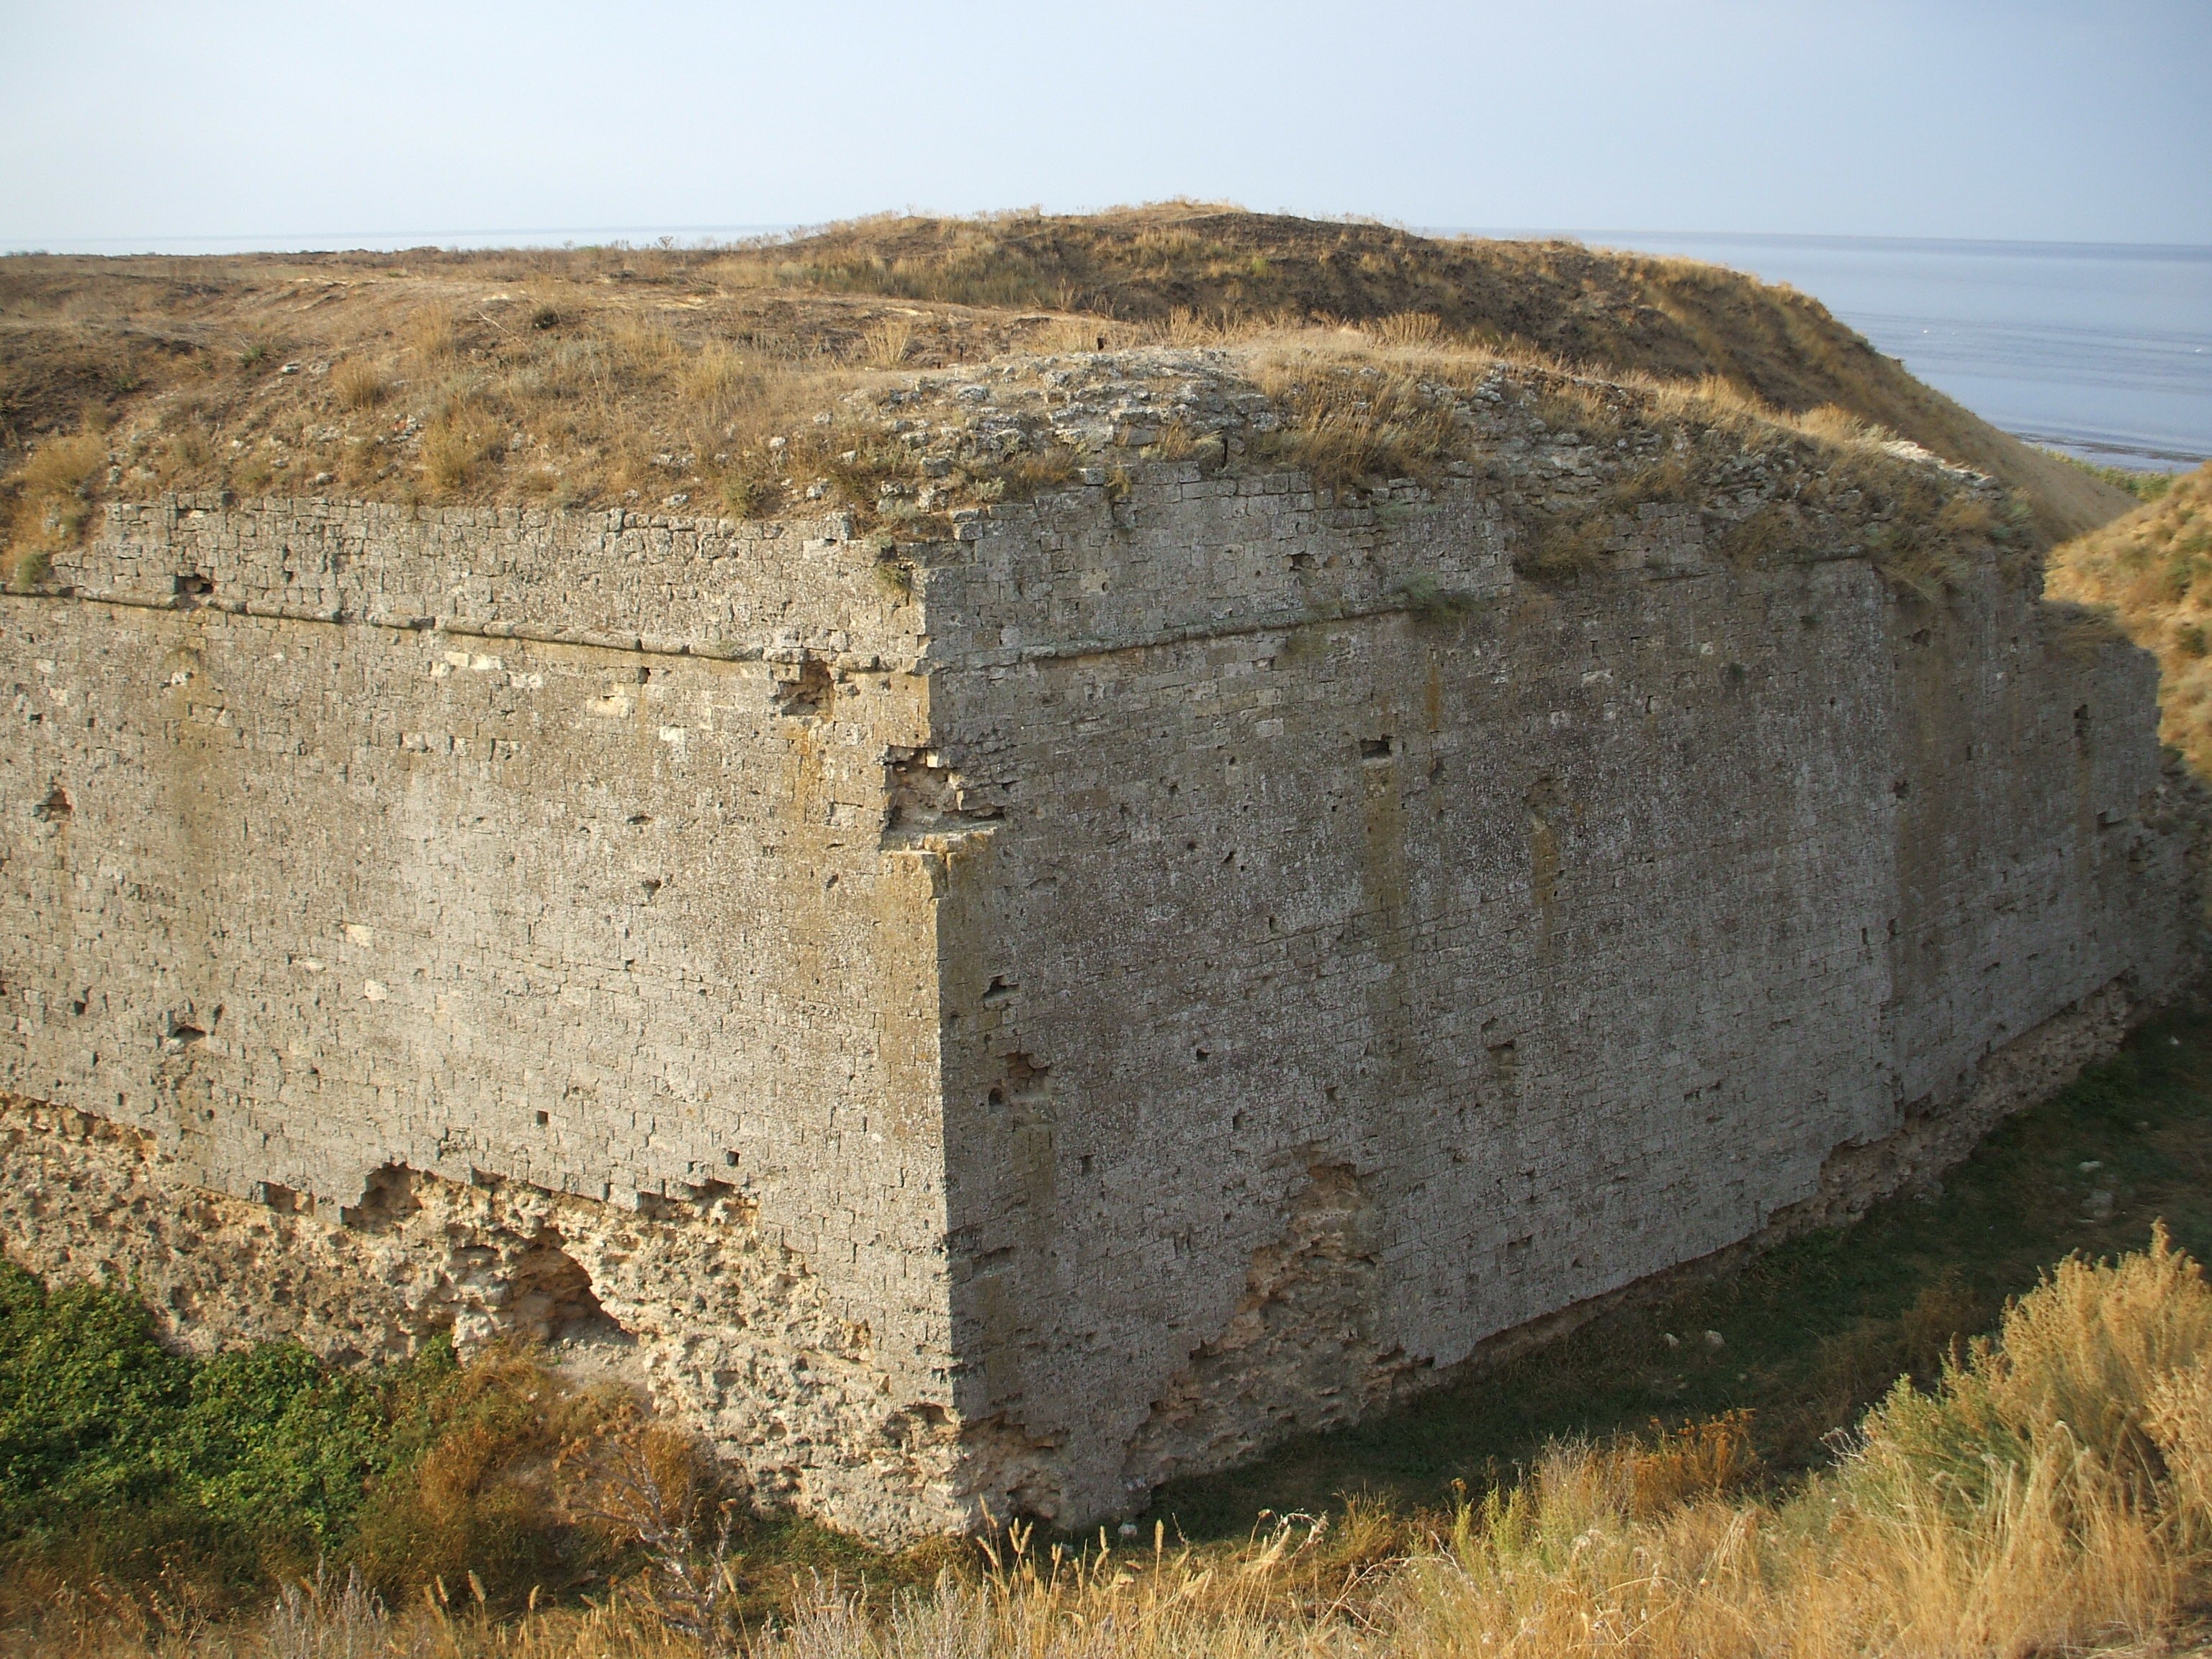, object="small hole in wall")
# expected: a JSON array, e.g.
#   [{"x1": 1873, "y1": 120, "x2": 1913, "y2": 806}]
[
  {"x1": 1194, "y1": 1047, "x2": 1210, "y2": 1063},
  {"x1": 341, "y1": 1164, "x2": 422, "y2": 1232},
  {"x1": 772, "y1": 657, "x2": 835, "y2": 719},
  {"x1": 508, "y1": 1231, "x2": 627, "y2": 1347},
  {"x1": 723, "y1": 1149, "x2": 740, "y2": 1168},
  {"x1": 1361, "y1": 735, "x2": 1395, "y2": 762},
  {"x1": 1488, "y1": 1039, "x2": 1519, "y2": 1086},
  {"x1": 535, "y1": 1110, "x2": 549, "y2": 1127},
  {"x1": 1232, "y1": 1109, "x2": 1247, "y2": 1130},
  {"x1": 1079, "y1": 1154, "x2": 1094, "y2": 1176}
]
